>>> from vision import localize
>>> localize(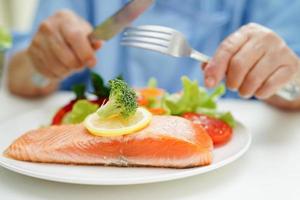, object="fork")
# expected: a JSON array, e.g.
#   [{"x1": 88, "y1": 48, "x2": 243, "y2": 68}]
[
  {"x1": 121, "y1": 25, "x2": 300, "y2": 101},
  {"x1": 121, "y1": 25, "x2": 210, "y2": 63}
]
